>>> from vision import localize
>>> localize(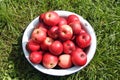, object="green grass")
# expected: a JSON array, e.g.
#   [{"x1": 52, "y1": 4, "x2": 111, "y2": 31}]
[{"x1": 0, "y1": 0, "x2": 120, "y2": 80}]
